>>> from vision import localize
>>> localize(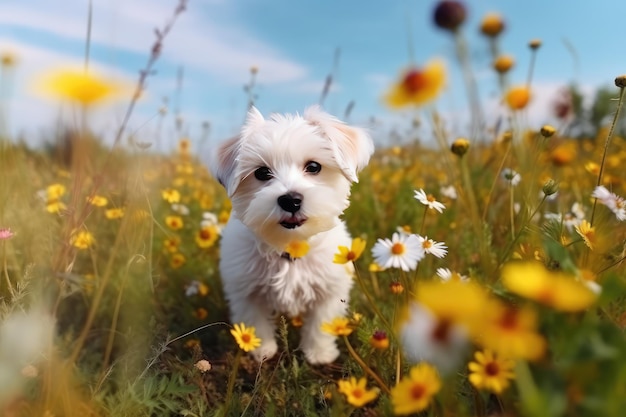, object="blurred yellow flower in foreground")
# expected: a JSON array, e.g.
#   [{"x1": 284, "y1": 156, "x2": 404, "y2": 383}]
[
  {"x1": 505, "y1": 85, "x2": 531, "y2": 110},
  {"x1": 36, "y1": 68, "x2": 125, "y2": 106},
  {"x1": 70, "y1": 230, "x2": 95, "y2": 250},
  {"x1": 385, "y1": 59, "x2": 446, "y2": 108},
  {"x1": 391, "y1": 362, "x2": 441, "y2": 415},
  {"x1": 502, "y1": 261, "x2": 597, "y2": 312}
]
